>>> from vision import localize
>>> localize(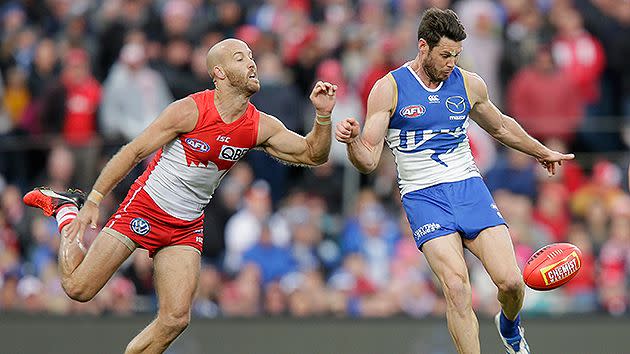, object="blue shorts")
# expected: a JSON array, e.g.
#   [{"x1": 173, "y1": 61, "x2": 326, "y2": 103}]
[{"x1": 402, "y1": 177, "x2": 506, "y2": 250}]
